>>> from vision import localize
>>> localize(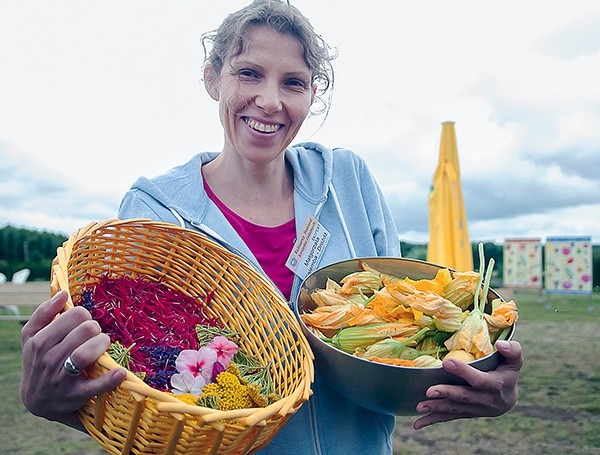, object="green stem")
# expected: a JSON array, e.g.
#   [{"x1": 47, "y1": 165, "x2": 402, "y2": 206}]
[
  {"x1": 479, "y1": 258, "x2": 495, "y2": 314},
  {"x1": 473, "y1": 243, "x2": 486, "y2": 313},
  {"x1": 491, "y1": 327, "x2": 511, "y2": 344}
]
